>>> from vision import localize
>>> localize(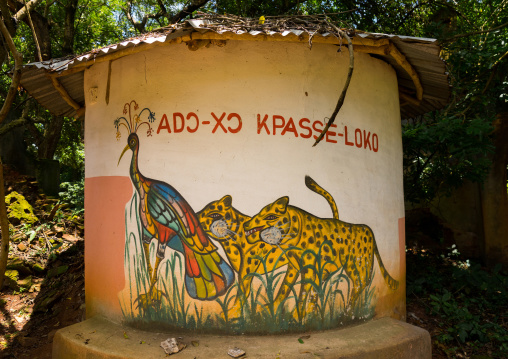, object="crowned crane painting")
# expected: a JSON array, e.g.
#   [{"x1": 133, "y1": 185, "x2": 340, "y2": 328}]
[{"x1": 115, "y1": 101, "x2": 234, "y2": 308}]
